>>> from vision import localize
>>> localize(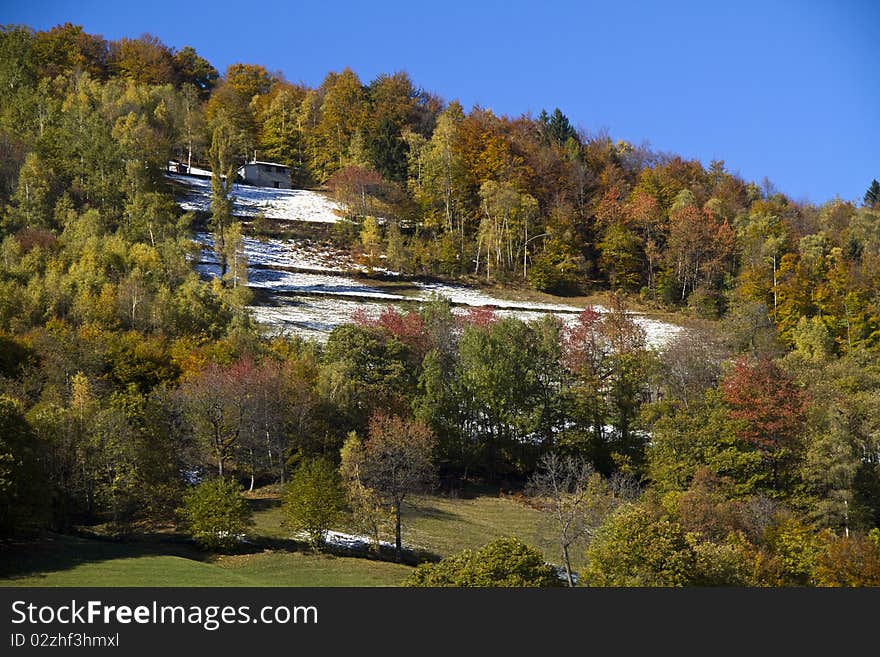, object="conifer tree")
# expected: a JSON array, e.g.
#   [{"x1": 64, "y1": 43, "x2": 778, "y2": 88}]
[{"x1": 864, "y1": 179, "x2": 880, "y2": 208}]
